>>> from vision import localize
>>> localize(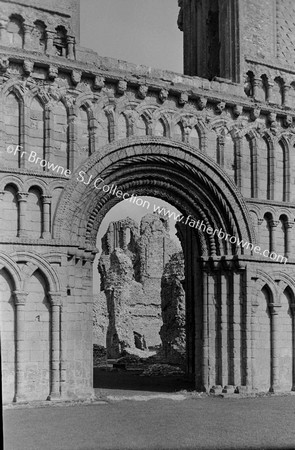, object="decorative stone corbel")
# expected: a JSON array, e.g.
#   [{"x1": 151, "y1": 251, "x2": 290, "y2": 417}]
[
  {"x1": 283, "y1": 114, "x2": 293, "y2": 128},
  {"x1": 250, "y1": 107, "x2": 260, "y2": 121},
  {"x1": 215, "y1": 101, "x2": 226, "y2": 114},
  {"x1": 159, "y1": 89, "x2": 169, "y2": 103},
  {"x1": 268, "y1": 112, "x2": 277, "y2": 127},
  {"x1": 138, "y1": 85, "x2": 148, "y2": 99},
  {"x1": 233, "y1": 104, "x2": 243, "y2": 117},
  {"x1": 197, "y1": 97, "x2": 207, "y2": 110},
  {"x1": 93, "y1": 75, "x2": 105, "y2": 90},
  {"x1": 179, "y1": 92, "x2": 188, "y2": 106},
  {"x1": 71, "y1": 70, "x2": 81, "y2": 85},
  {"x1": 23, "y1": 60, "x2": 34, "y2": 76},
  {"x1": 0, "y1": 57, "x2": 9, "y2": 73},
  {"x1": 117, "y1": 80, "x2": 127, "y2": 95},
  {"x1": 48, "y1": 65, "x2": 58, "y2": 80}
]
